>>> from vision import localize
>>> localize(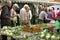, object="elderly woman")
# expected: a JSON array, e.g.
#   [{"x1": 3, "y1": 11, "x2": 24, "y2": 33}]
[
  {"x1": 10, "y1": 3, "x2": 19, "y2": 27},
  {"x1": 20, "y1": 4, "x2": 32, "y2": 25}
]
